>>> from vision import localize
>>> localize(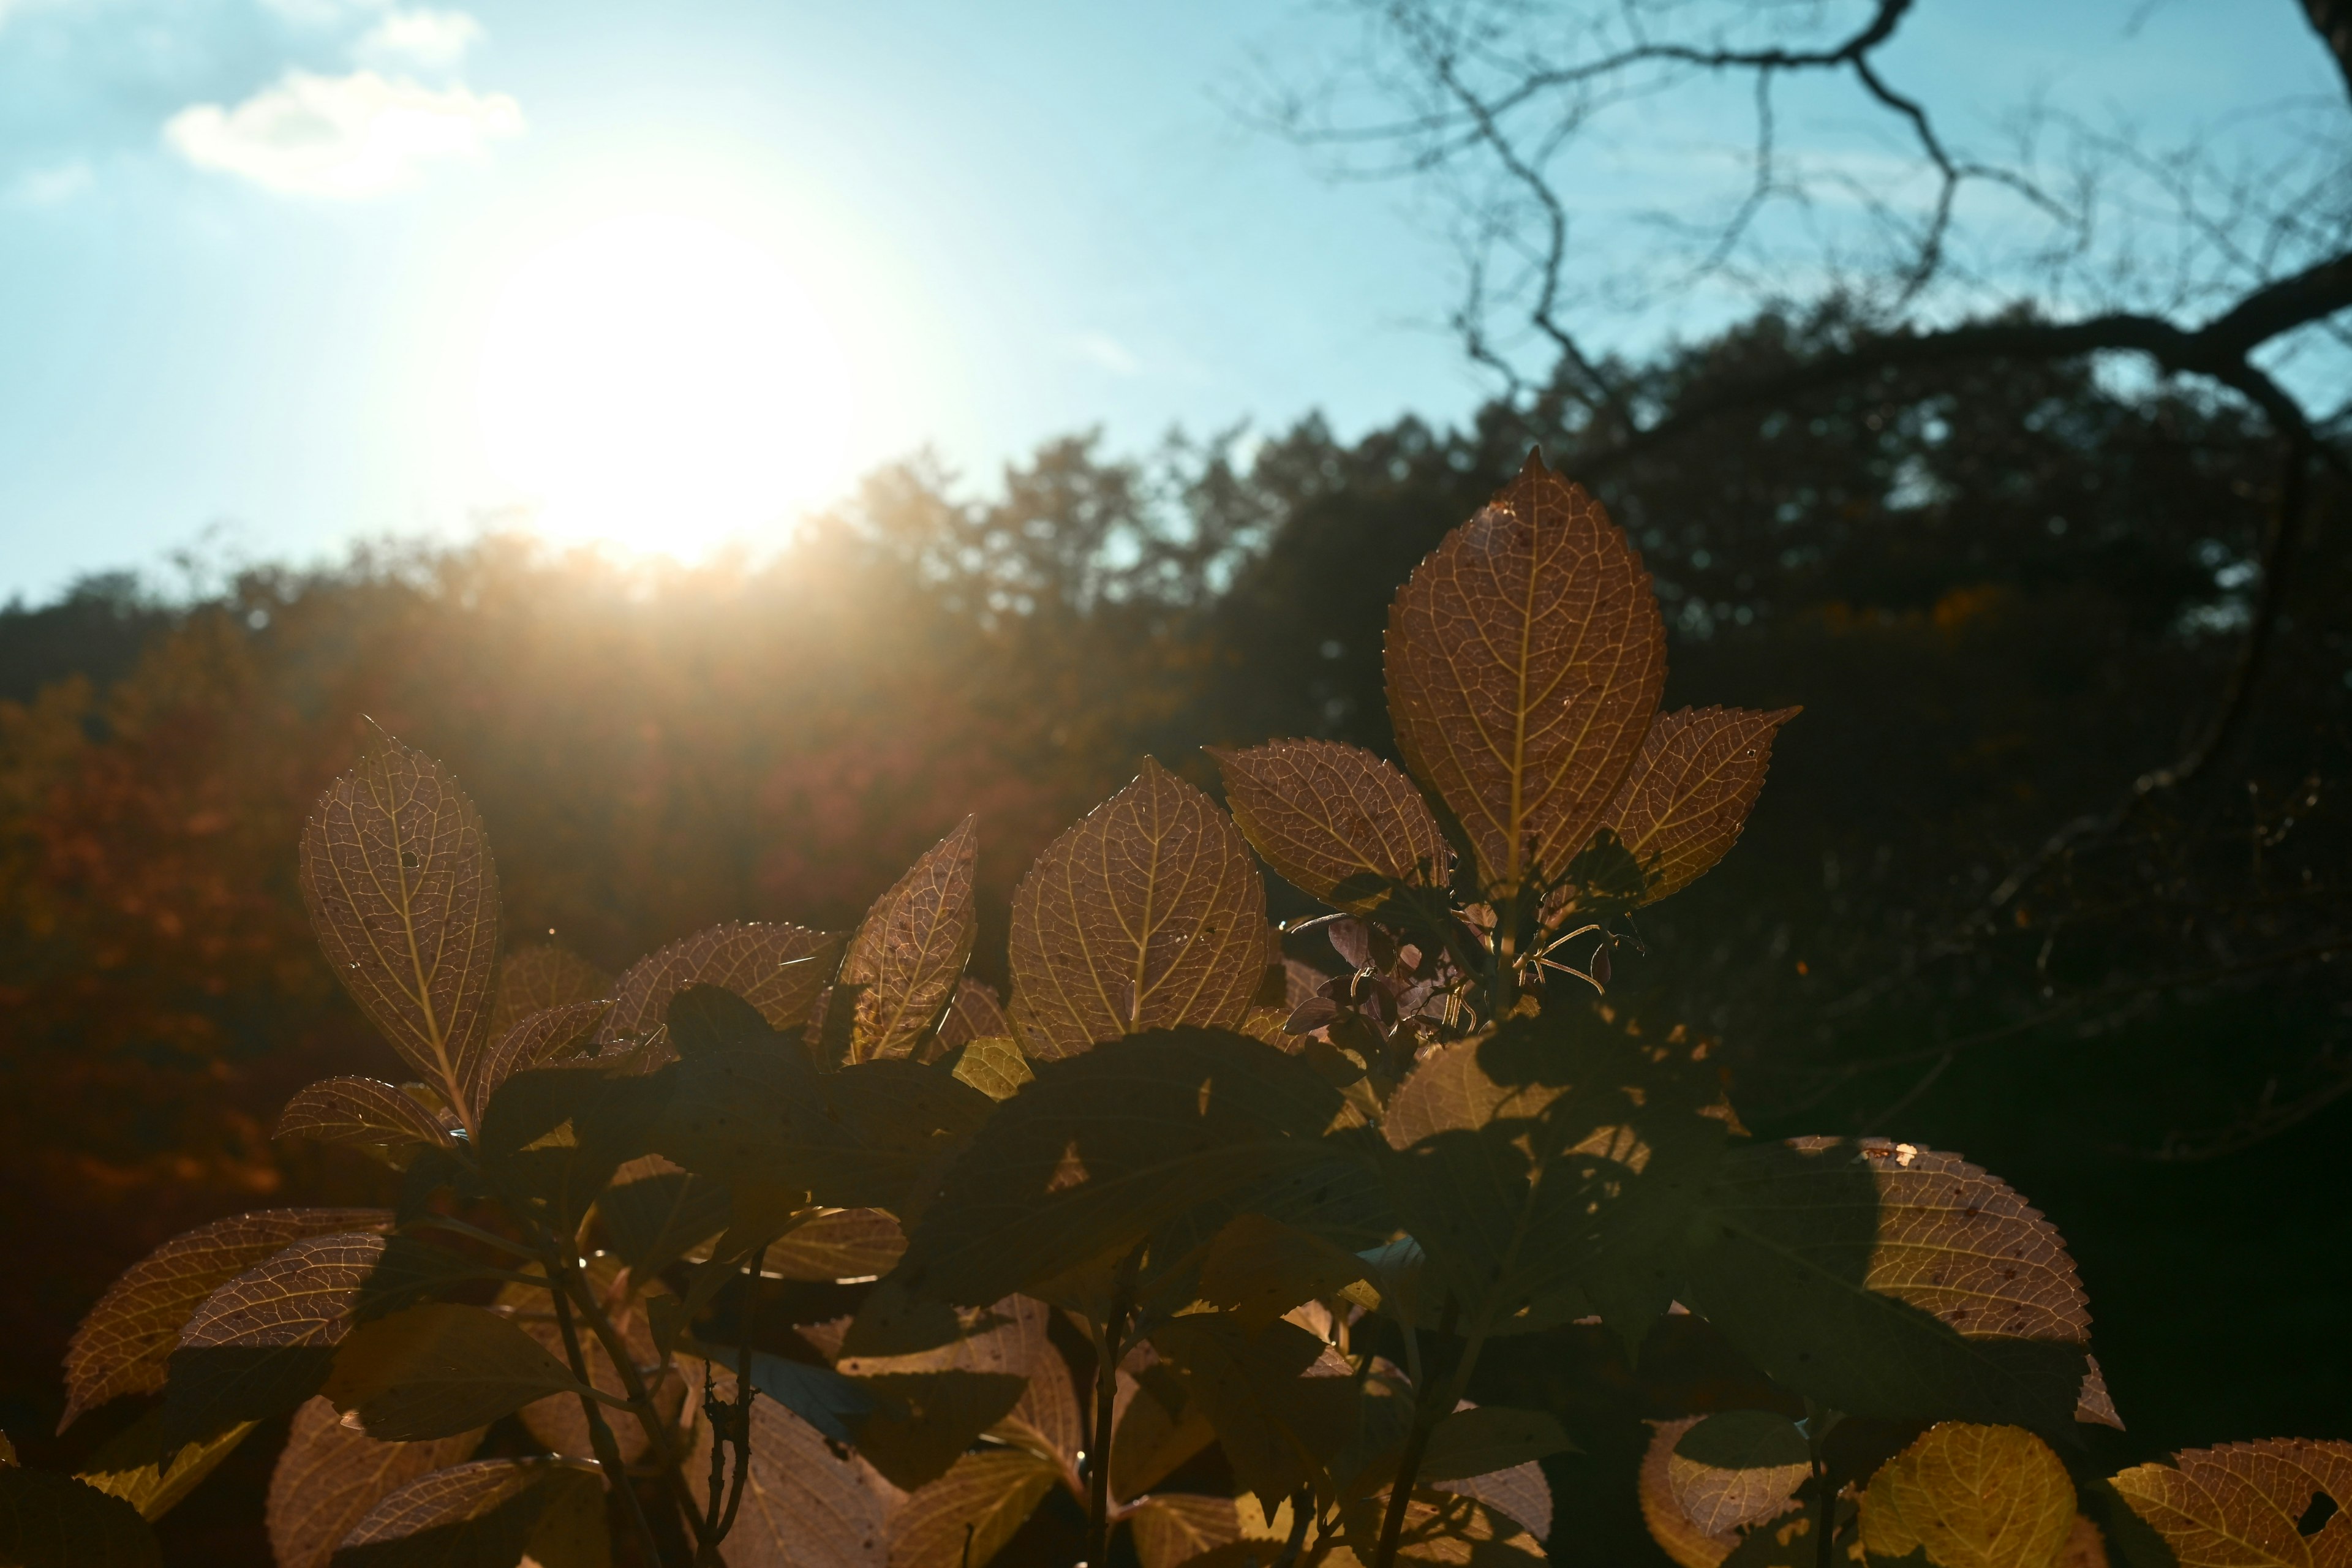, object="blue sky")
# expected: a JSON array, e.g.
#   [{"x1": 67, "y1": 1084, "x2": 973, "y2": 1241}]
[{"x1": 0, "y1": 0, "x2": 2339, "y2": 603}]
